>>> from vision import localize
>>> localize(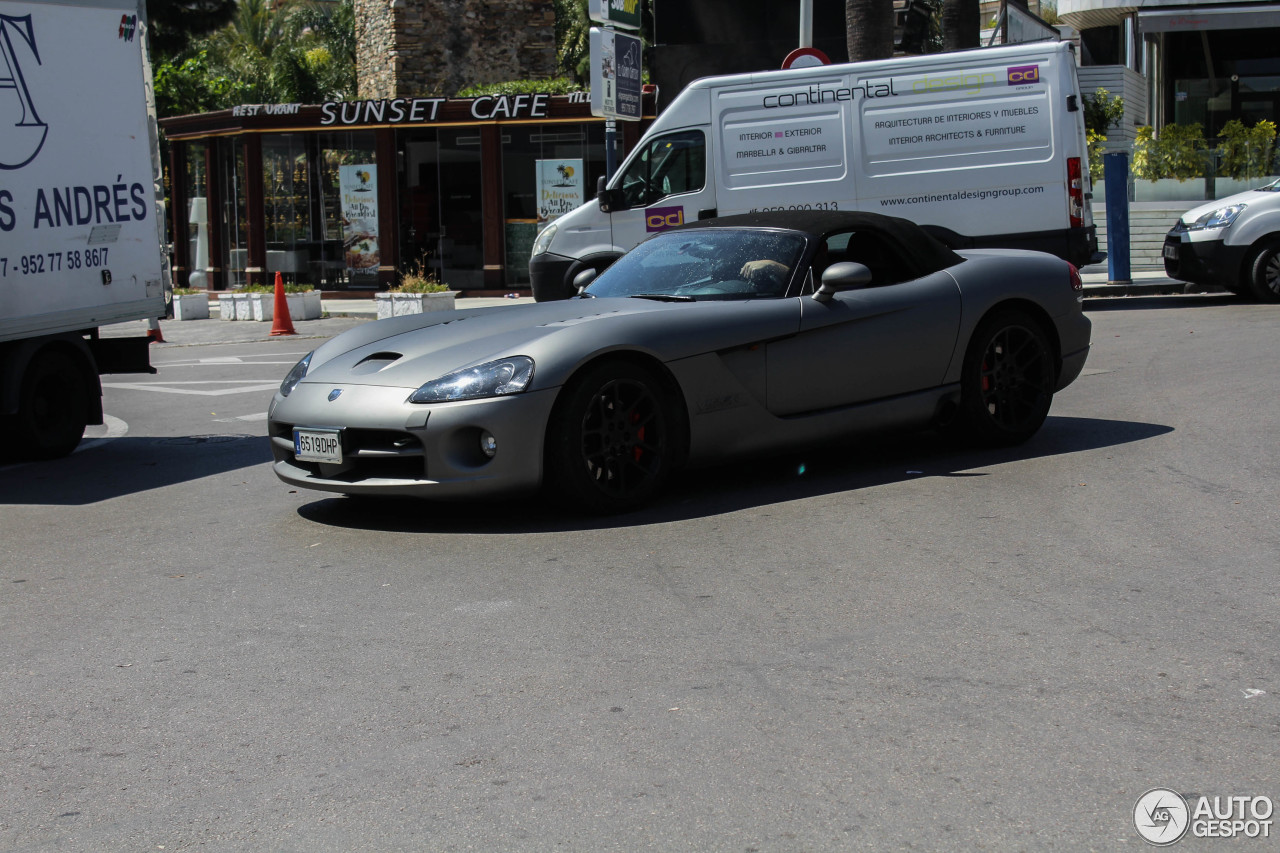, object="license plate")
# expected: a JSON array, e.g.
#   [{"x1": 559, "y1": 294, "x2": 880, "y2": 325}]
[
  {"x1": 1163, "y1": 243, "x2": 1179, "y2": 260},
  {"x1": 294, "y1": 428, "x2": 343, "y2": 464}
]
